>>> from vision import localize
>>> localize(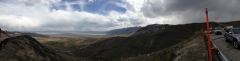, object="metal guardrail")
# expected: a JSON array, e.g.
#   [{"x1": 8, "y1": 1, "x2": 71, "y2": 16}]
[{"x1": 211, "y1": 40, "x2": 229, "y2": 61}]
